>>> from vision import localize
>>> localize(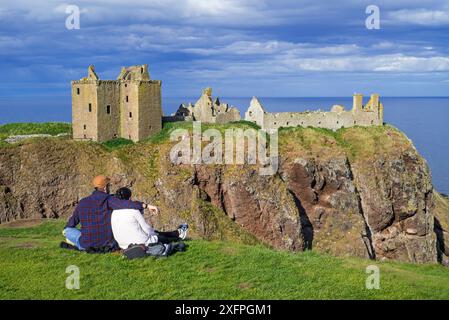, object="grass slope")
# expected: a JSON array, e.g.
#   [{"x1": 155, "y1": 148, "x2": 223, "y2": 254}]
[
  {"x1": 1, "y1": 220, "x2": 449, "y2": 300},
  {"x1": 0, "y1": 122, "x2": 71, "y2": 139}
]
